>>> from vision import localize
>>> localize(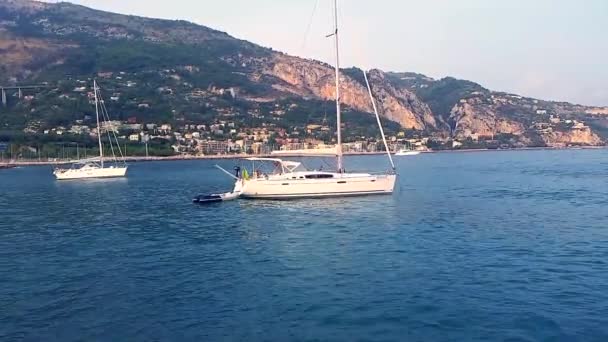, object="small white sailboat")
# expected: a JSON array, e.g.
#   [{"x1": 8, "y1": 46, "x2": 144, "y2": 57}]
[
  {"x1": 221, "y1": 0, "x2": 396, "y2": 199},
  {"x1": 54, "y1": 80, "x2": 128, "y2": 180},
  {"x1": 395, "y1": 143, "x2": 421, "y2": 156},
  {"x1": 395, "y1": 150, "x2": 421, "y2": 156}
]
